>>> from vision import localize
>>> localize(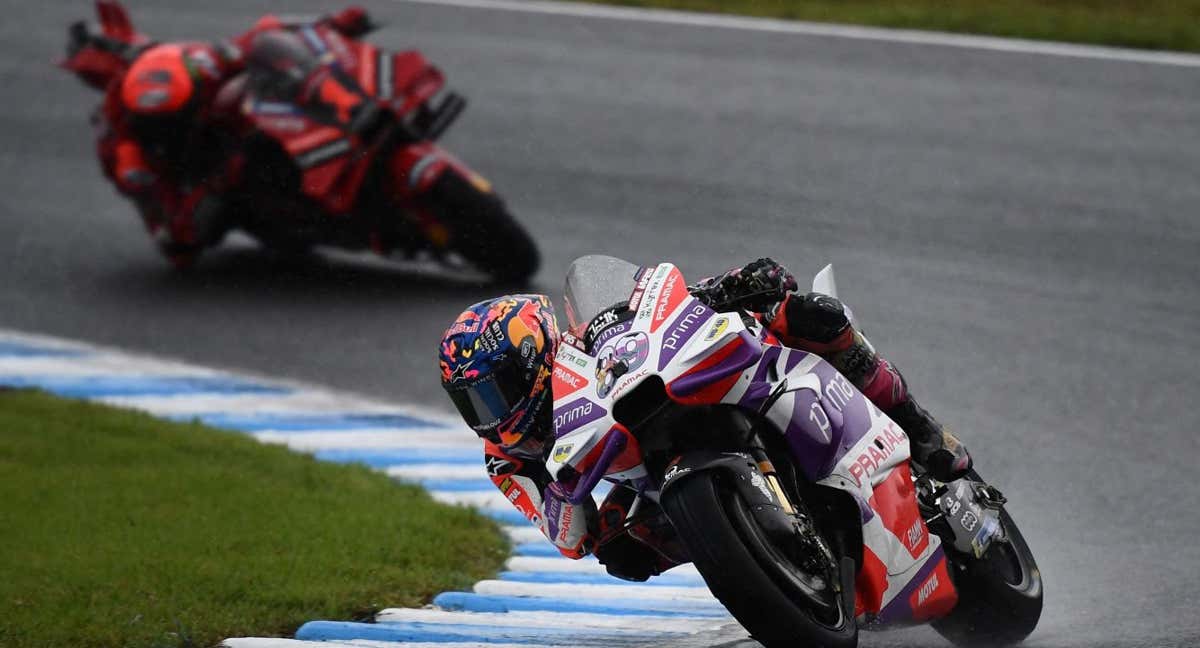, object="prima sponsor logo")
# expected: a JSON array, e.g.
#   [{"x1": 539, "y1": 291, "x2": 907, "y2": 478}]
[
  {"x1": 552, "y1": 398, "x2": 606, "y2": 432},
  {"x1": 917, "y1": 572, "x2": 940, "y2": 606},
  {"x1": 663, "y1": 305, "x2": 709, "y2": 352},
  {"x1": 824, "y1": 373, "x2": 855, "y2": 412},
  {"x1": 847, "y1": 424, "x2": 907, "y2": 487}
]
